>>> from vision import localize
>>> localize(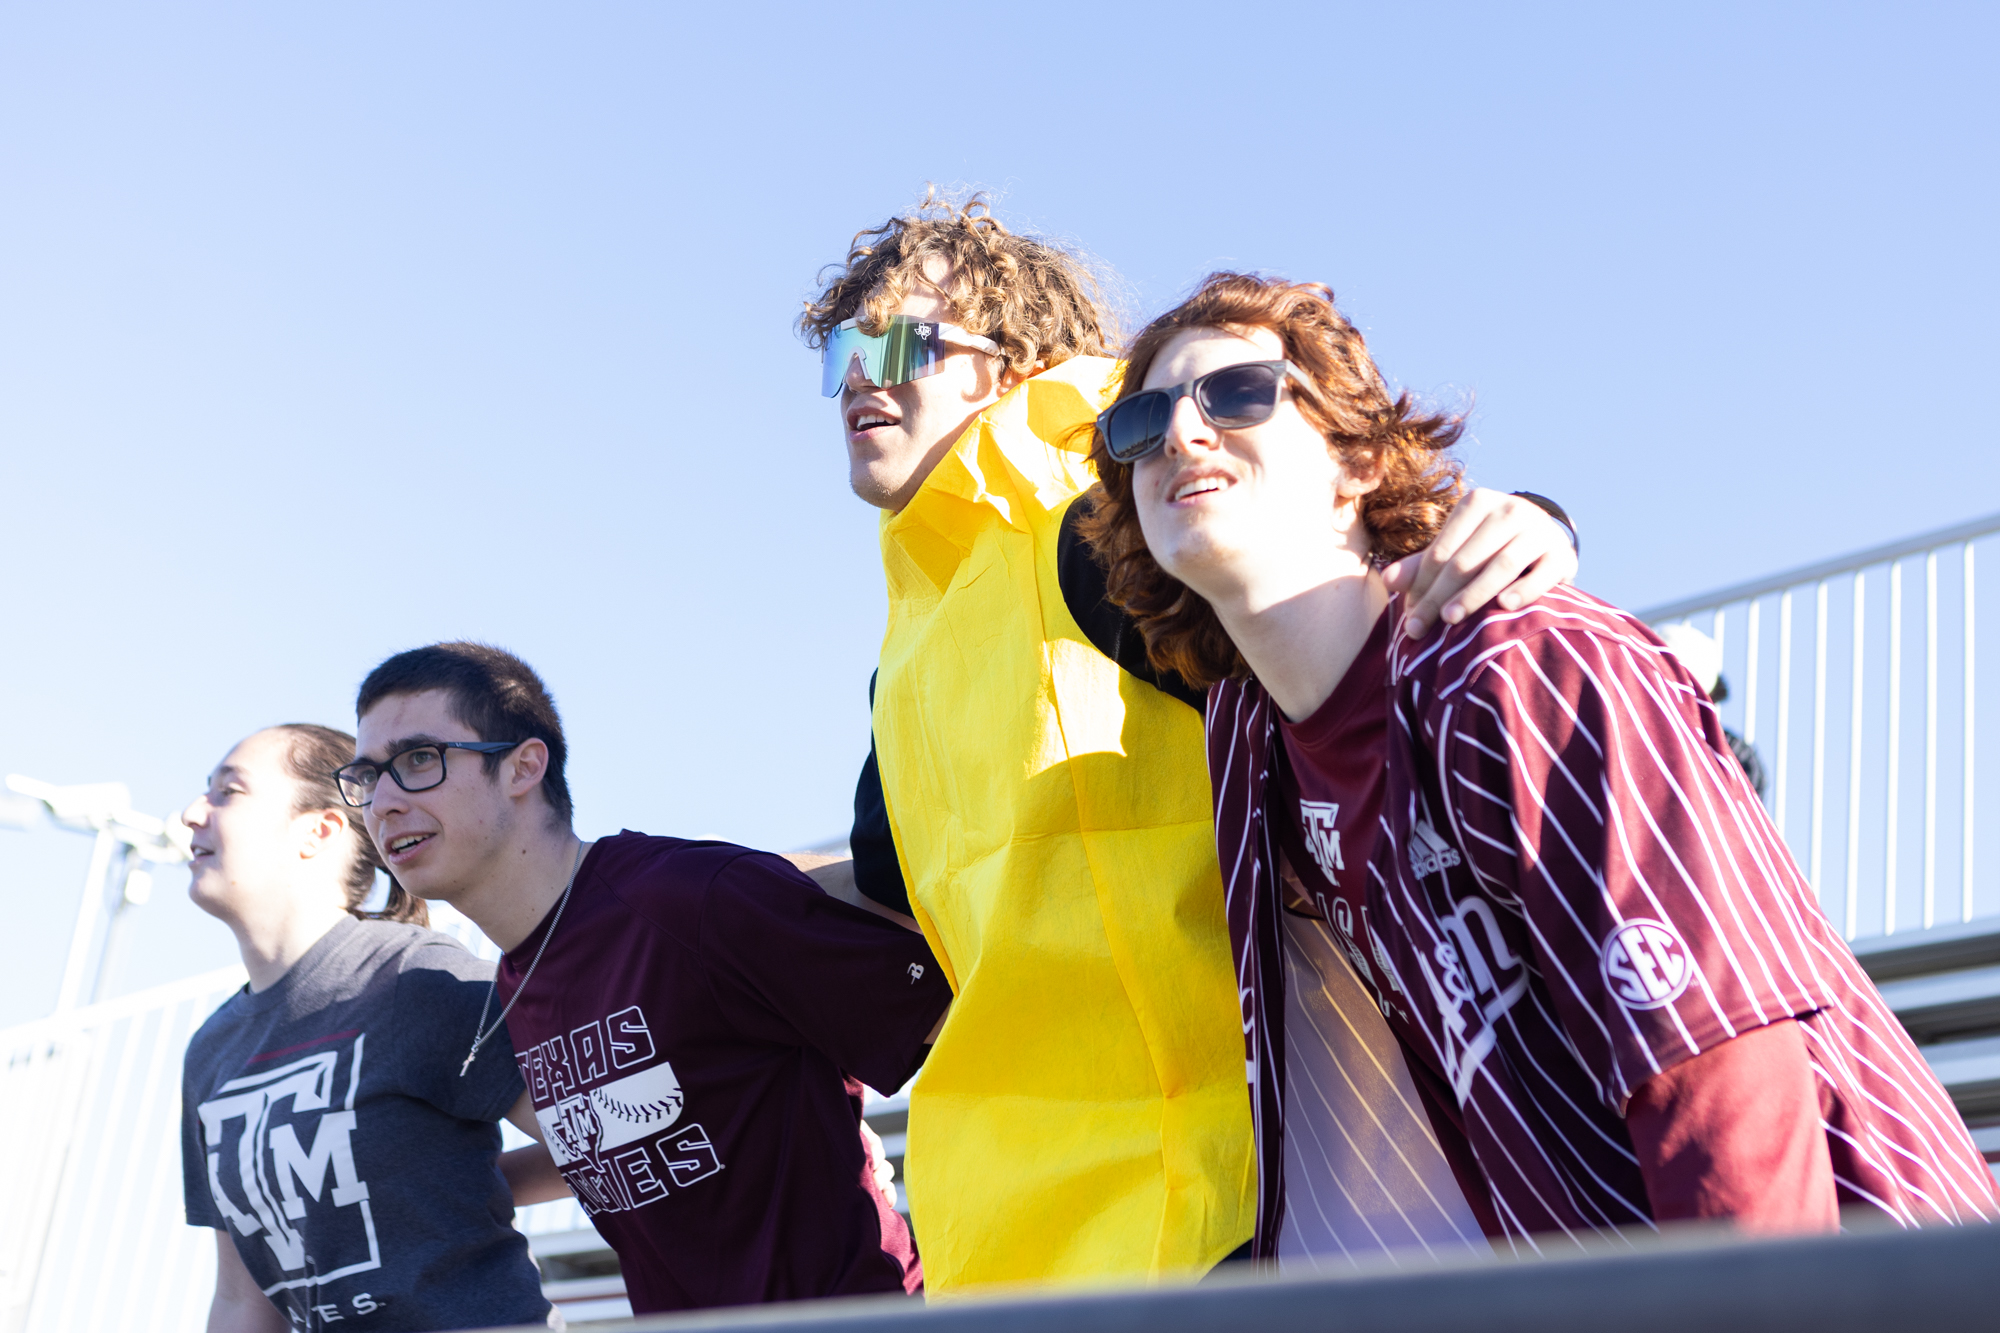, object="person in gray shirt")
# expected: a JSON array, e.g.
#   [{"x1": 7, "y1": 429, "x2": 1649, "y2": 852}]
[{"x1": 179, "y1": 723, "x2": 567, "y2": 1331}]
